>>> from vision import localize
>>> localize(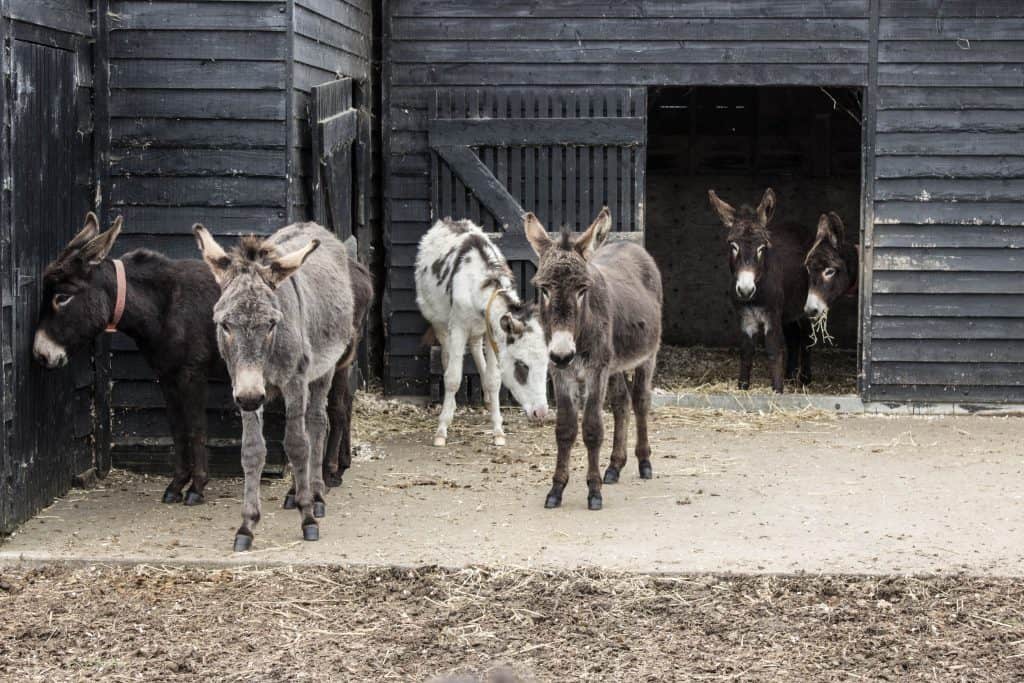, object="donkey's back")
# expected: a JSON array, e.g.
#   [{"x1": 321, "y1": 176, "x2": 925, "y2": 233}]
[{"x1": 592, "y1": 240, "x2": 663, "y2": 372}]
